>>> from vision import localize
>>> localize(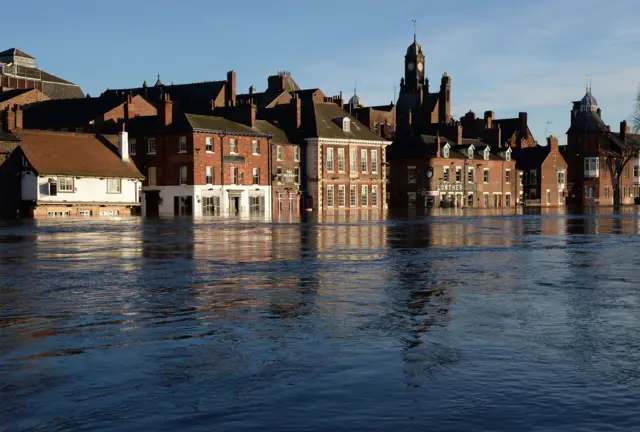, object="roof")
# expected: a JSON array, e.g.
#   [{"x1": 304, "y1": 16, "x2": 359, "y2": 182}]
[
  {"x1": 388, "y1": 134, "x2": 509, "y2": 161},
  {"x1": 609, "y1": 132, "x2": 640, "y2": 152},
  {"x1": 514, "y1": 145, "x2": 551, "y2": 170},
  {"x1": 308, "y1": 101, "x2": 386, "y2": 141},
  {"x1": 406, "y1": 38, "x2": 424, "y2": 57},
  {"x1": 102, "y1": 81, "x2": 226, "y2": 114},
  {"x1": 580, "y1": 89, "x2": 598, "y2": 111},
  {"x1": 0, "y1": 48, "x2": 34, "y2": 59},
  {"x1": 184, "y1": 114, "x2": 270, "y2": 137},
  {"x1": 349, "y1": 93, "x2": 364, "y2": 107},
  {"x1": 16, "y1": 130, "x2": 143, "y2": 179},
  {"x1": 23, "y1": 96, "x2": 126, "y2": 129},
  {"x1": 0, "y1": 130, "x2": 19, "y2": 142},
  {"x1": 369, "y1": 103, "x2": 395, "y2": 112},
  {"x1": 0, "y1": 88, "x2": 32, "y2": 104},
  {"x1": 252, "y1": 120, "x2": 296, "y2": 144},
  {"x1": 567, "y1": 111, "x2": 608, "y2": 134}
]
